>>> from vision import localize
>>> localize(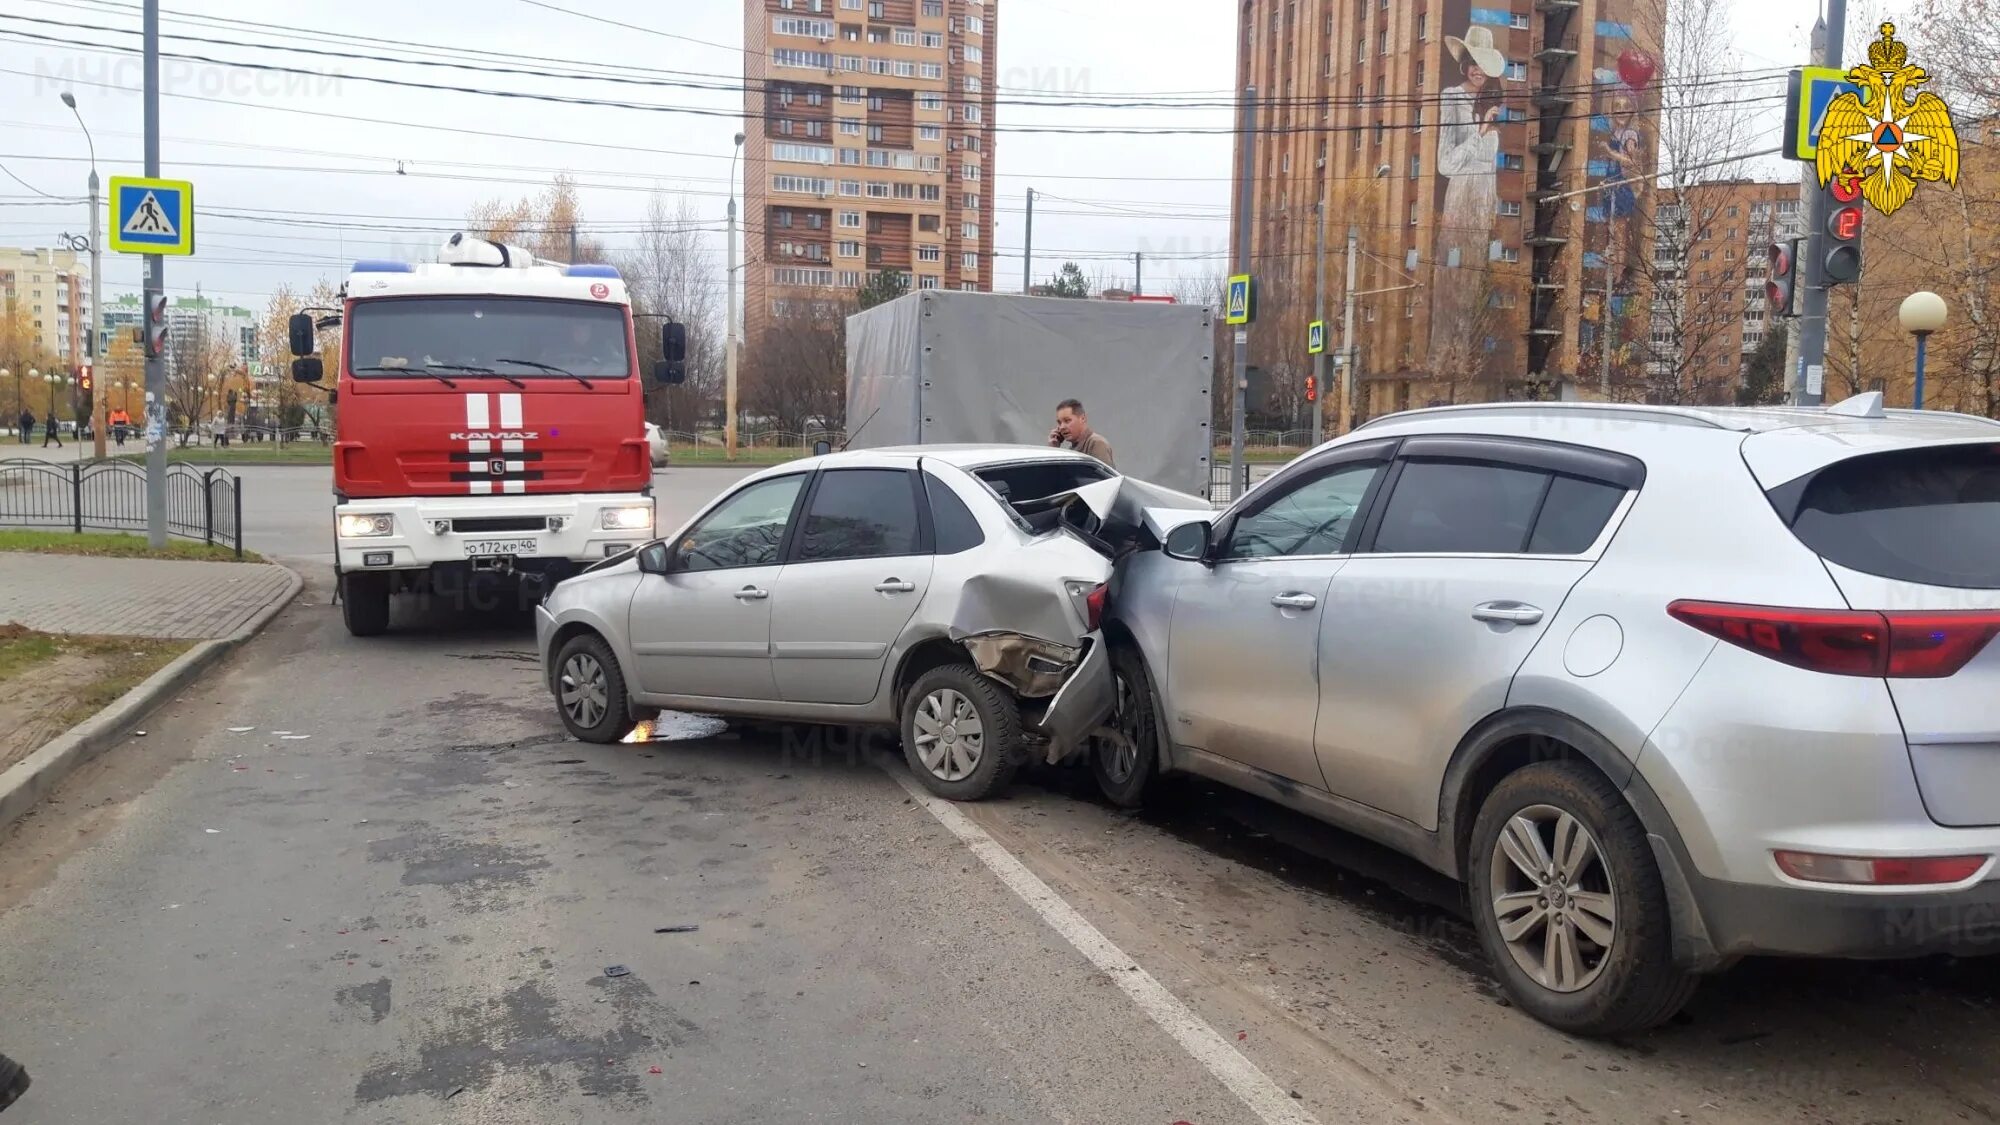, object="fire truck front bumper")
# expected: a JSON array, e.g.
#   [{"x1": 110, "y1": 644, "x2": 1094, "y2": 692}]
[{"x1": 334, "y1": 492, "x2": 657, "y2": 575}]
